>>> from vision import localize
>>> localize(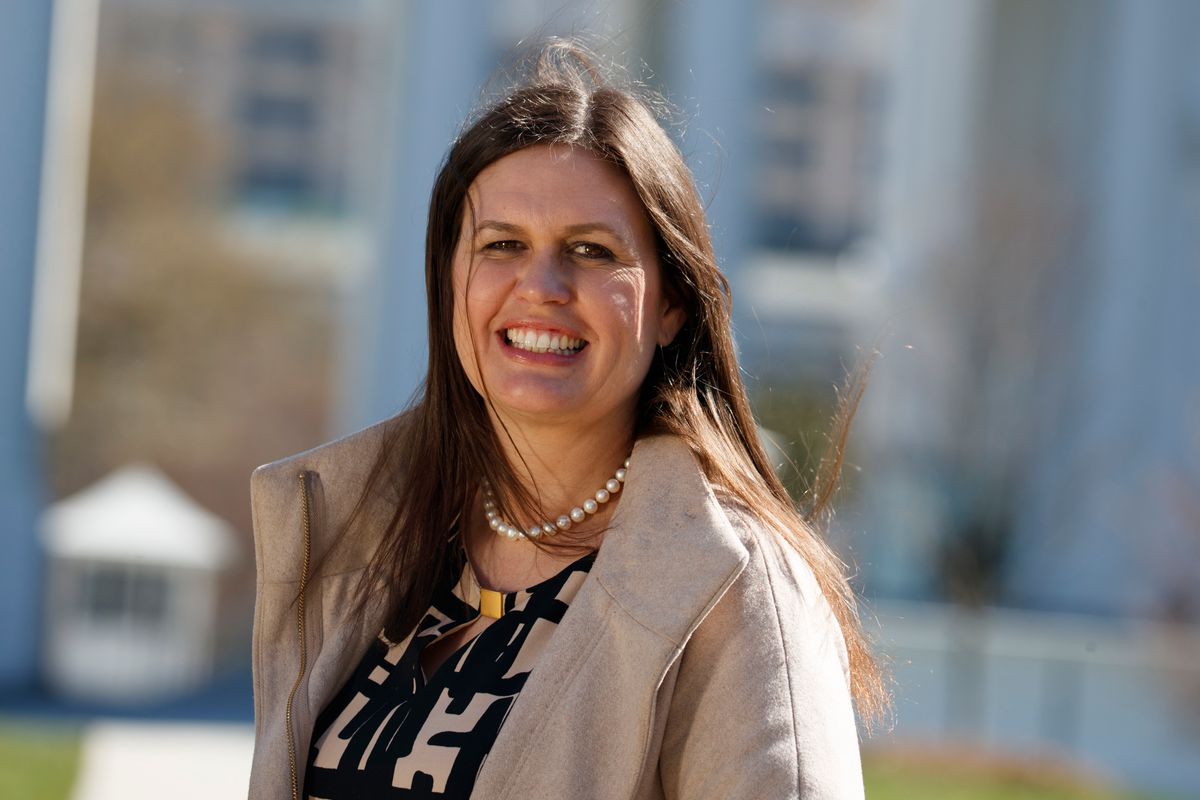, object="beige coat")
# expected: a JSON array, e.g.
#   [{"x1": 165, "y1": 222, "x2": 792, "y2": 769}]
[{"x1": 248, "y1": 413, "x2": 865, "y2": 799}]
